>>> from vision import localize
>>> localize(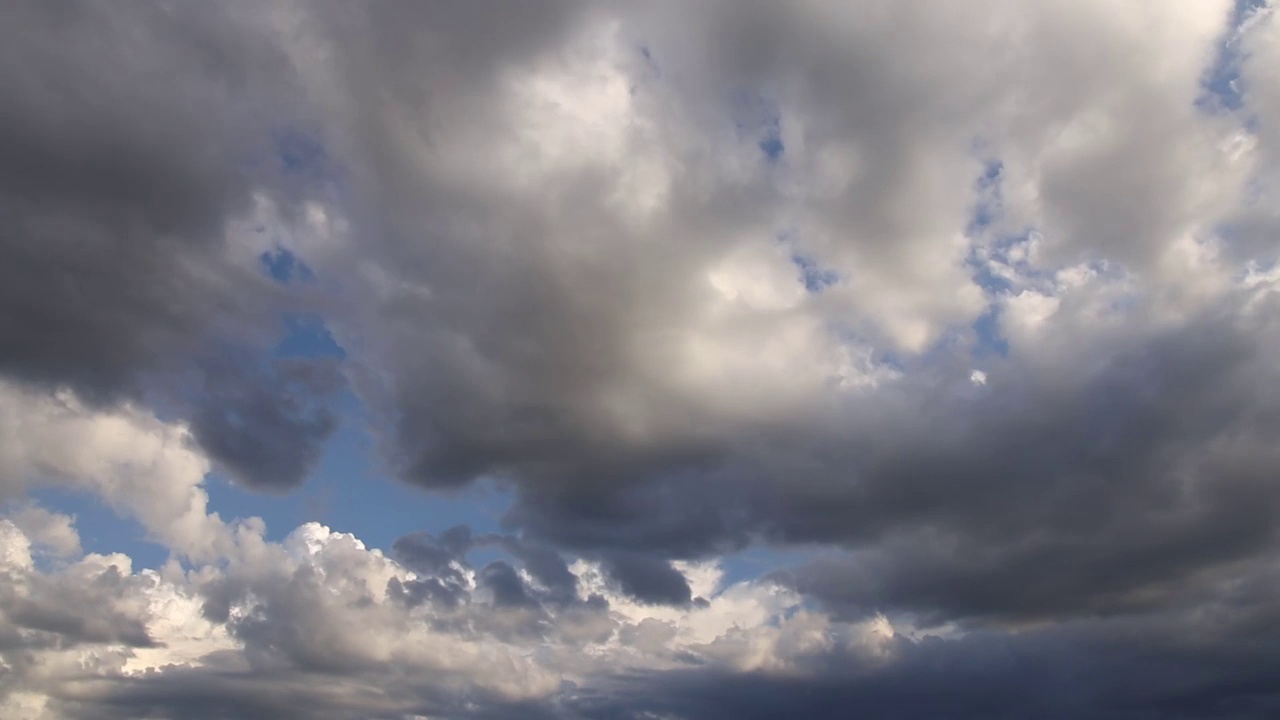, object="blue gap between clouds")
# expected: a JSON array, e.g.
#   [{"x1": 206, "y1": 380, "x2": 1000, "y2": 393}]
[
  {"x1": 972, "y1": 308, "x2": 1009, "y2": 358},
  {"x1": 218, "y1": 236, "x2": 509, "y2": 554},
  {"x1": 204, "y1": 465, "x2": 515, "y2": 557},
  {"x1": 718, "y1": 544, "x2": 819, "y2": 589},
  {"x1": 791, "y1": 253, "x2": 841, "y2": 293},
  {"x1": 1196, "y1": 0, "x2": 1269, "y2": 114},
  {"x1": 1199, "y1": 0, "x2": 1269, "y2": 252},
  {"x1": 260, "y1": 246, "x2": 315, "y2": 285},
  {"x1": 13, "y1": 126, "x2": 515, "y2": 568},
  {"x1": 20, "y1": 487, "x2": 169, "y2": 570},
  {"x1": 731, "y1": 90, "x2": 786, "y2": 162},
  {"x1": 760, "y1": 118, "x2": 784, "y2": 161},
  {"x1": 274, "y1": 128, "x2": 329, "y2": 179},
  {"x1": 199, "y1": 348, "x2": 514, "y2": 555},
  {"x1": 965, "y1": 155, "x2": 1028, "y2": 359},
  {"x1": 775, "y1": 231, "x2": 841, "y2": 294},
  {"x1": 967, "y1": 159, "x2": 1004, "y2": 236},
  {"x1": 246, "y1": 146, "x2": 511, "y2": 556},
  {"x1": 275, "y1": 314, "x2": 345, "y2": 360}
]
